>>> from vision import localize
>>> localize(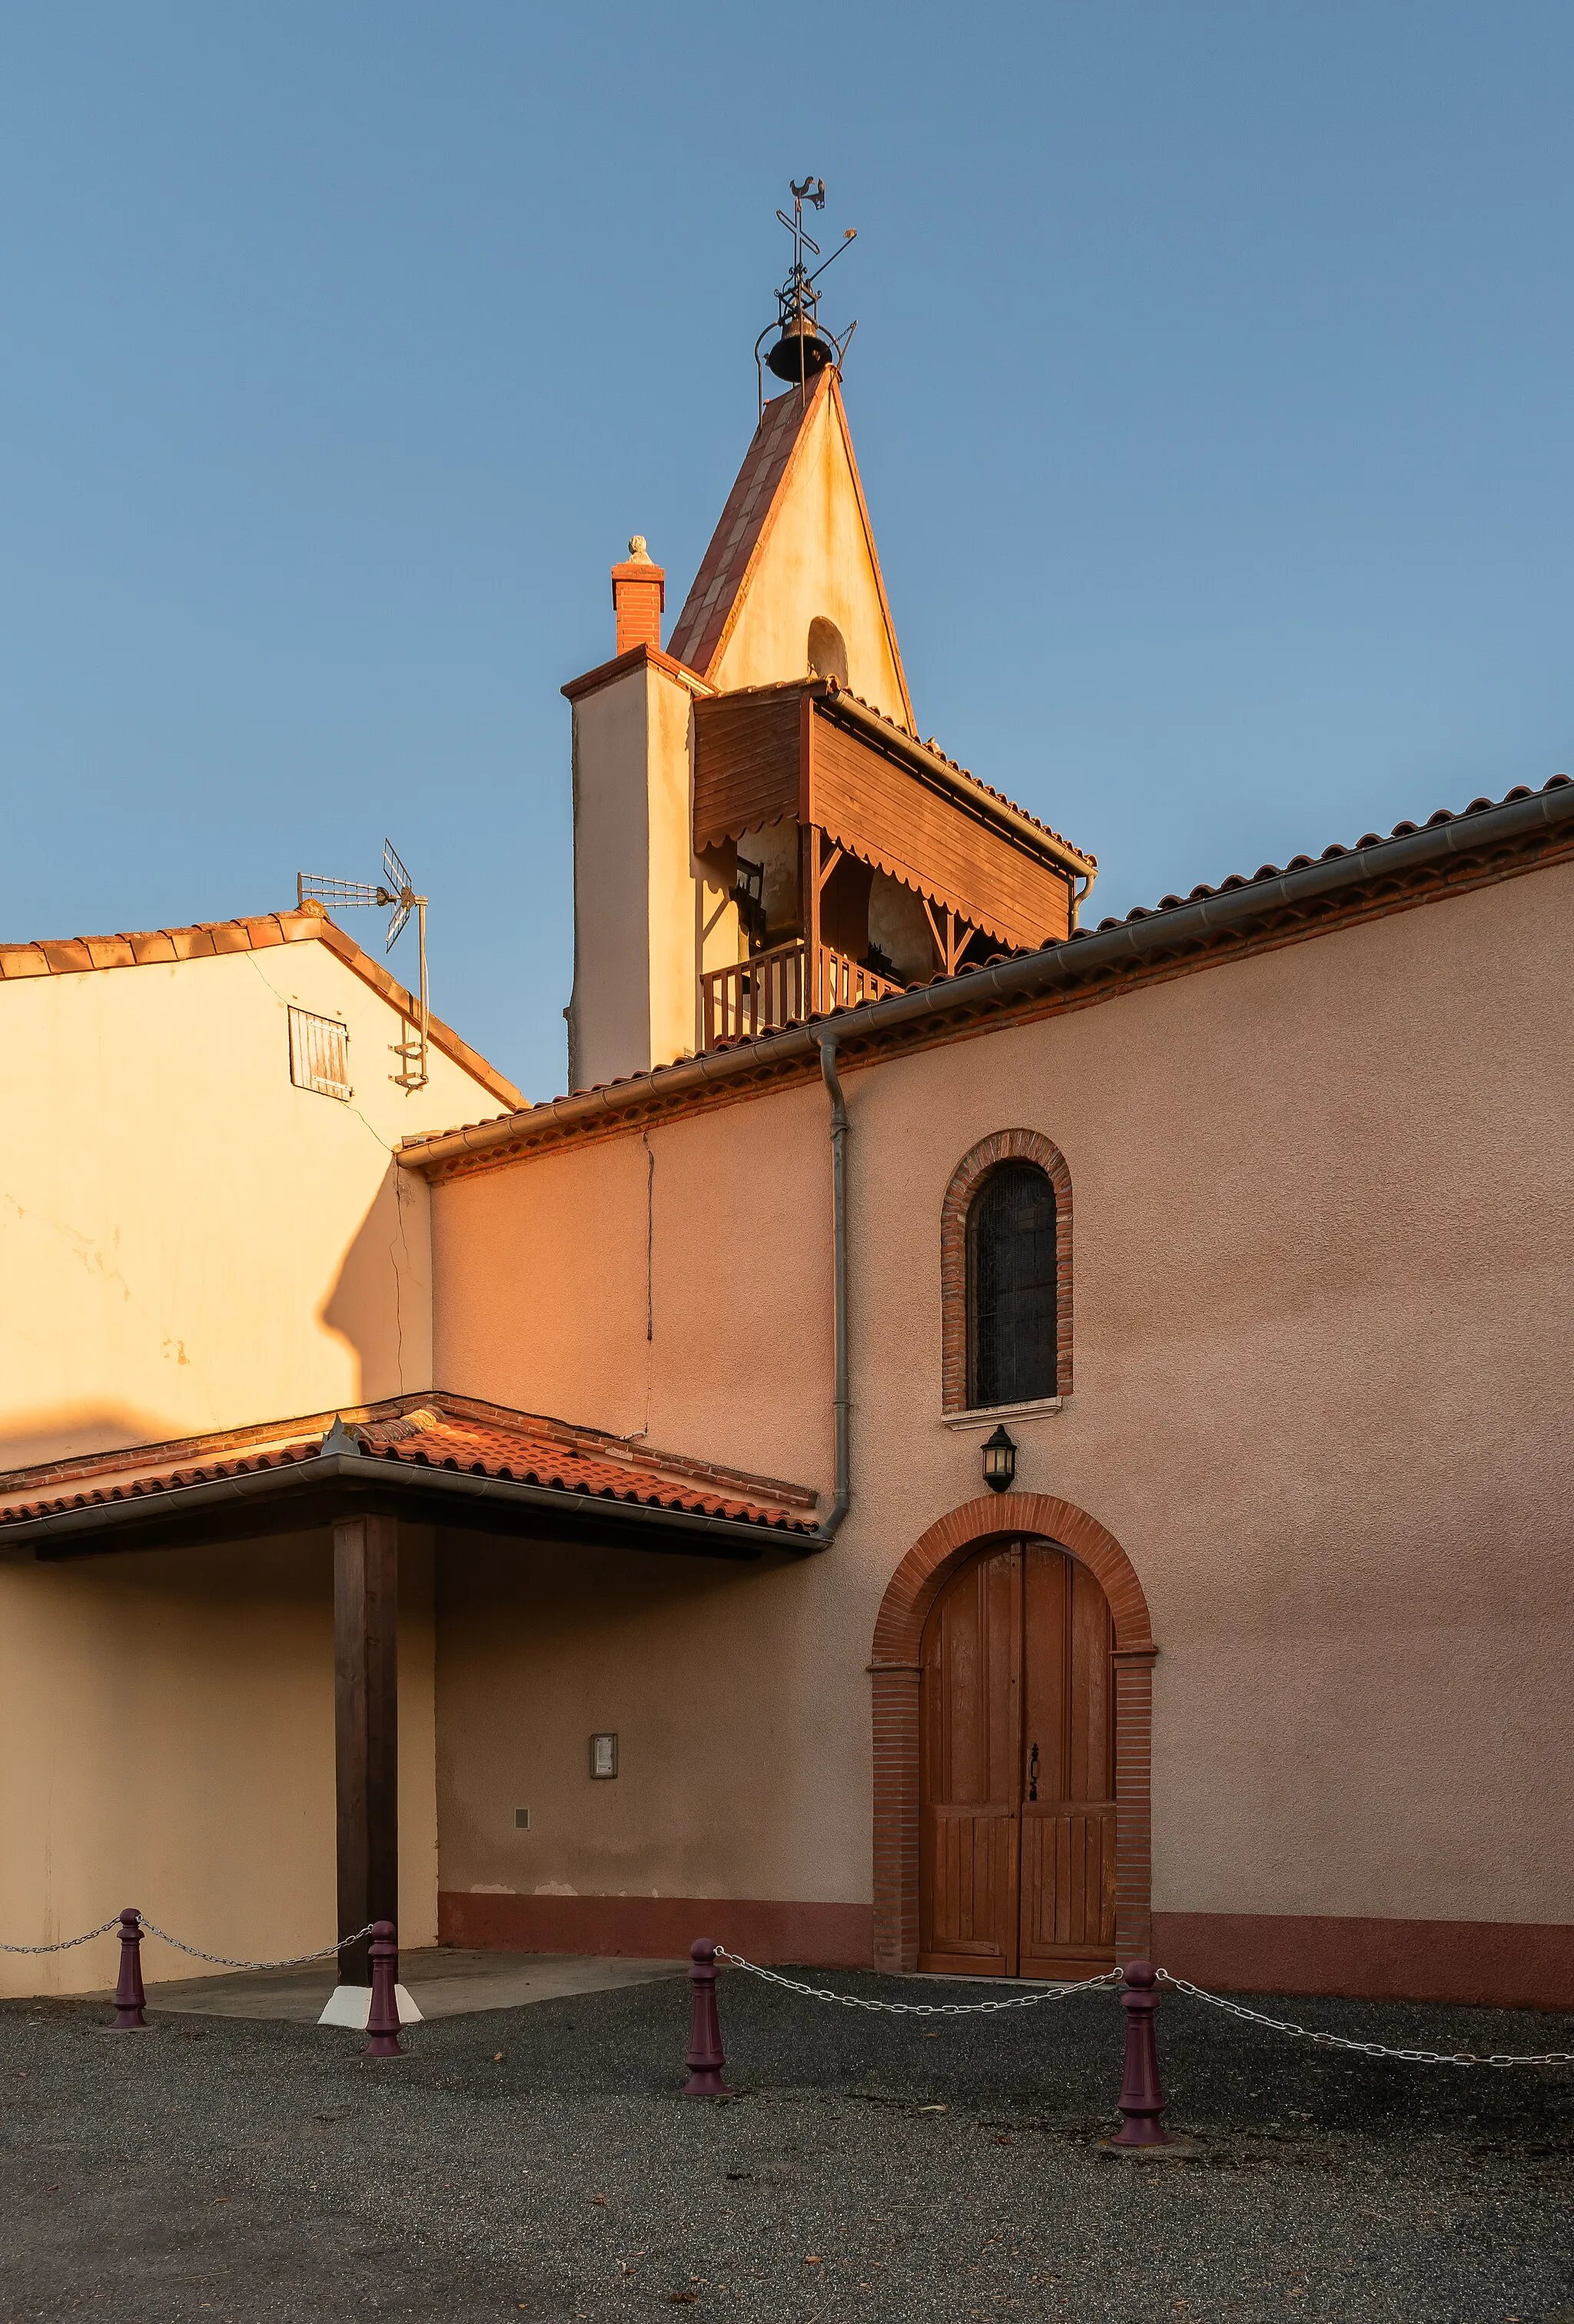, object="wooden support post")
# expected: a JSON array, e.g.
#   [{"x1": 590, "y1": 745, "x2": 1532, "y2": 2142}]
[
  {"x1": 334, "y1": 1512, "x2": 399, "y2": 1989},
  {"x1": 800, "y1": 823, "x2": 822, "y2": 1014}
]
